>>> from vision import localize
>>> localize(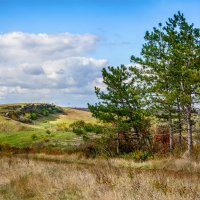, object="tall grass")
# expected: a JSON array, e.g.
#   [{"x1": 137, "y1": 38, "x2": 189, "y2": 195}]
[{"x1": 0, "y1": 156, "x2": 200, "y2": 200}]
